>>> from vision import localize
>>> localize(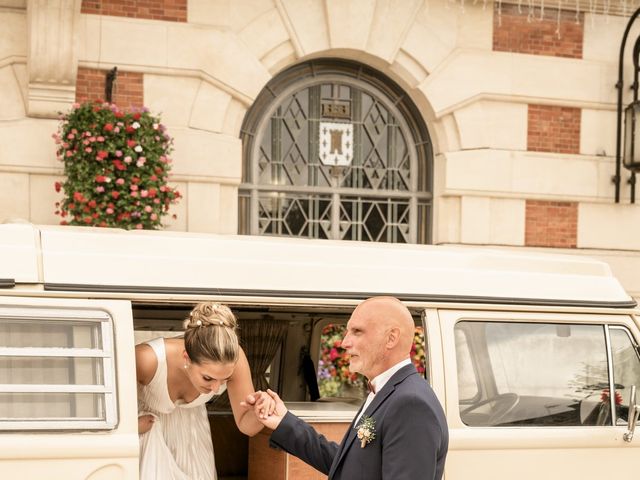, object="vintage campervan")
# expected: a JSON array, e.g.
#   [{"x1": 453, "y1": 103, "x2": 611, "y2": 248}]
[{"x1": 1, "y1": 221, "x2": 639, "y2": 479}]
